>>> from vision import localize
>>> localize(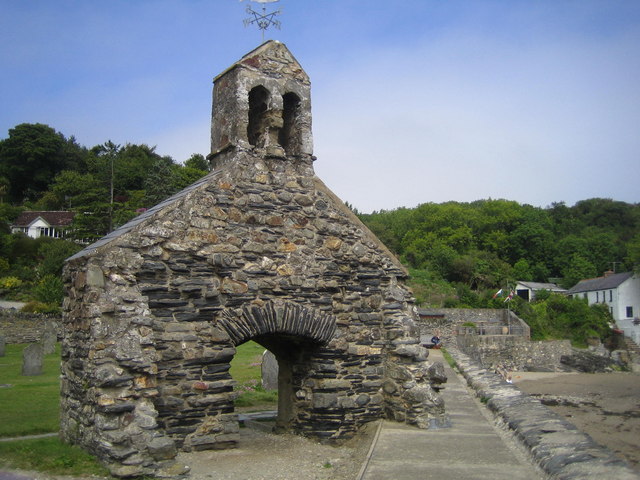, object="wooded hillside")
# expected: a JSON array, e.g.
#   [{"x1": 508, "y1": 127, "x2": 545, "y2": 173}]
[{"x1": 359, "y1": 199, "x2": 640, "y2": 290}]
